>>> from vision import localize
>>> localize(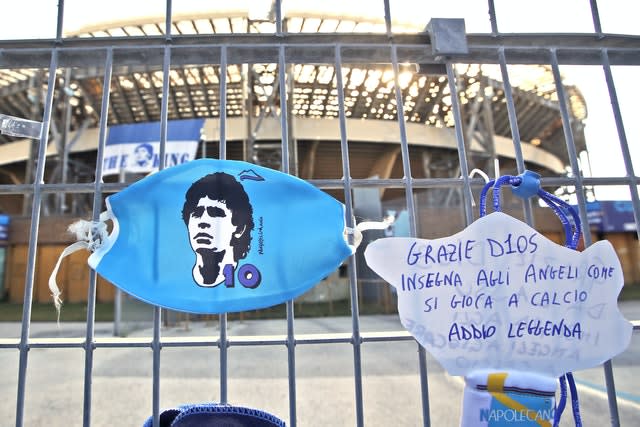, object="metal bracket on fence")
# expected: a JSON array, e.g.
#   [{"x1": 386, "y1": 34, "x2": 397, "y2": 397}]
[
  {"x1": 426, "y1": 18, "x2": 469, "y2": 57},
  {"x1": 0, "y1": 114, "x2": 43, "y2": 139}
]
